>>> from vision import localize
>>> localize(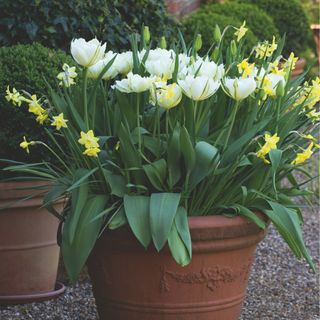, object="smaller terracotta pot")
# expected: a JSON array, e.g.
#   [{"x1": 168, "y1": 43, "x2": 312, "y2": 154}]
[
  {"x1": 0, "y1": 181, "x2": 64, "y2": 304},
  {"x1": 311, "y1": 24, "x2": 320, "y2": 65},
  {"x1": 88, "y1": 213, "x2": 267, "y2": 320},
  {"x1": 291, "y1": 58, "x2": 306, "y2": 79}
]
